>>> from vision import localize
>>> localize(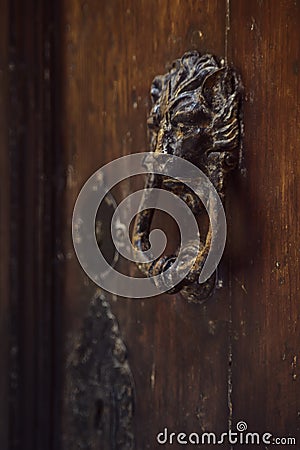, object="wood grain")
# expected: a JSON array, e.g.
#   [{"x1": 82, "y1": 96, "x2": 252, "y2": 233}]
[
  {"x1": 2, "y1": 0, "x2": 300, "y2": 448},
  {"x1": 60, "y1": 0, "x2": 231, "y2": 448},
  {"x1": 61, "y1": 0, "x2": 300, "y2": 445},
  {"x1": 4, "y1": 1, "x2": 64, "y2": 449},
  {"x1": 228, "y1": 0, "x2": 300, "y2": 444}
]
